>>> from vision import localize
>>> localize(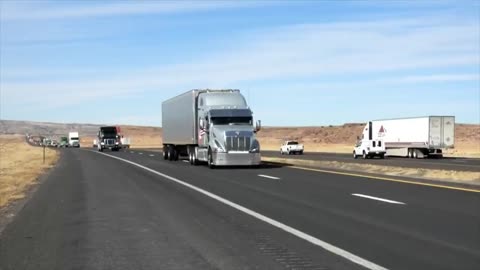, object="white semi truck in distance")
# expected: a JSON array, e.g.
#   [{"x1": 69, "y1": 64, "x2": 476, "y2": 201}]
[
  {"x1": 355, "y1": 116, "x2": 455, "y2": 159},
  {"x1": 162, "y1": 89, "x2": 262, "y2": 168},
  {"x1": 68, "y1": 132, "x2": 80, "y2": 148}
]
